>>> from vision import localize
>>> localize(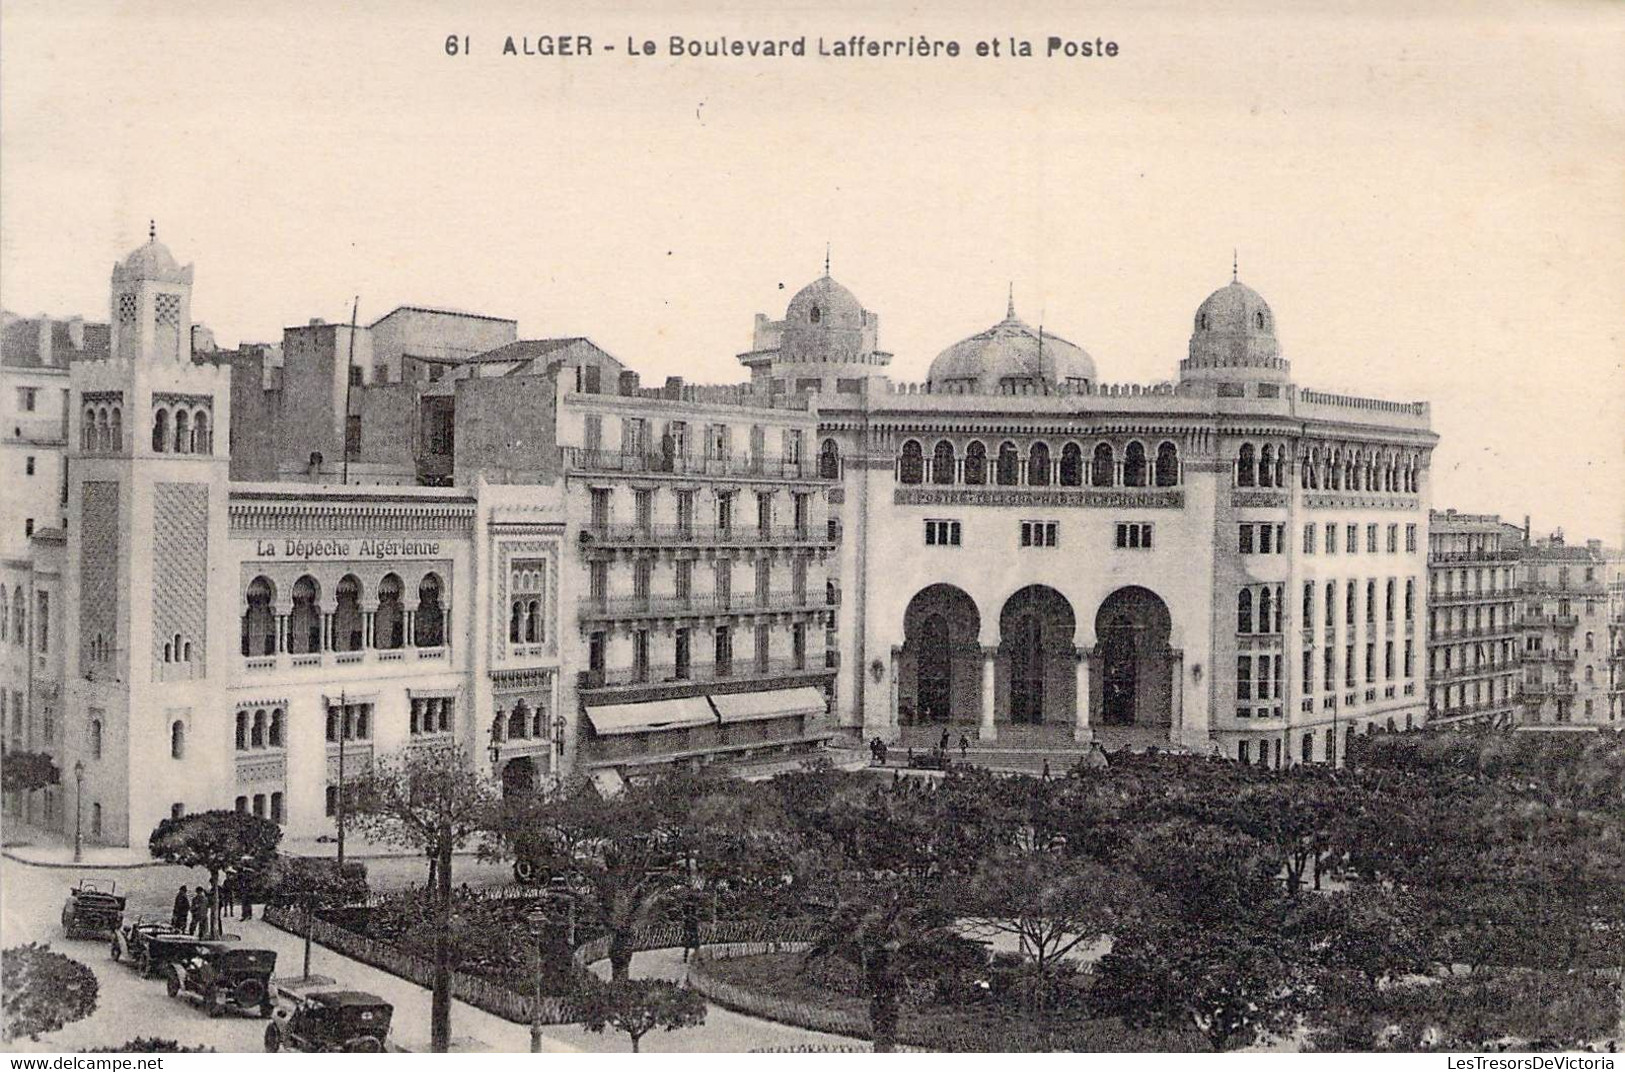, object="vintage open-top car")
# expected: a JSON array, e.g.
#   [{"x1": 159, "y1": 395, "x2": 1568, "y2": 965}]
[
  {"x1": 60, "y1": 880, "x2": 126, "y2": 939},
  {"x1": 111, "y1": 920, "x2": 208, "y2": 977},
  {"x1": 165, "y1": 944, "x2": 278, "y2": 1018},
  {"x1": 264, "y1": 990, "x2": 393, "y2": 1052}
]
